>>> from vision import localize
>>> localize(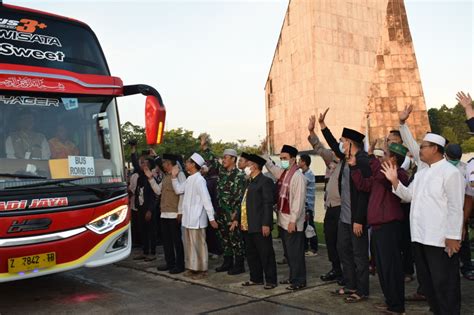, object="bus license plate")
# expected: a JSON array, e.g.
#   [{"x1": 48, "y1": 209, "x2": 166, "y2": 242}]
[{"x1": 8, "y1": 252, "x2": 56, "y2": 273}]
